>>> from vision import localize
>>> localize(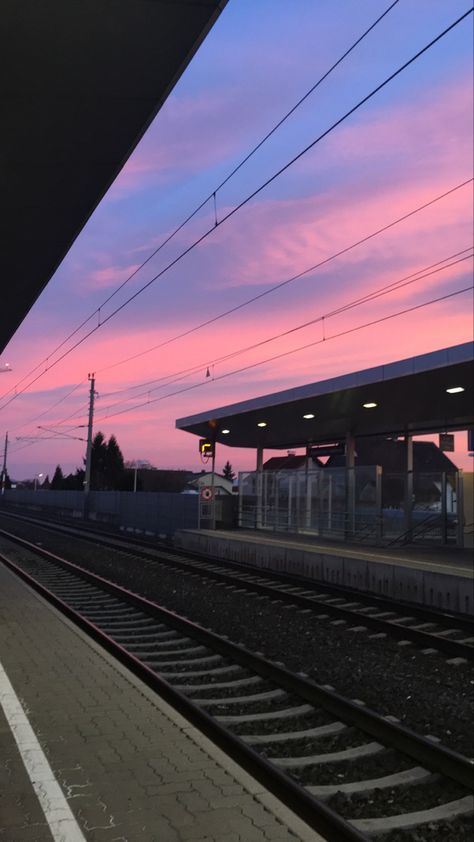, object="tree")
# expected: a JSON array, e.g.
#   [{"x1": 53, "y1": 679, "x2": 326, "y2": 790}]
[
  {"x1": 41, "y1": 474, "x2": 50, "y2": 490},
  {"x1": 89, "y1": 431, "x2": 126, "y2": 490},
  {"x1": 222, "y1": 461, "x2": 235, "y2": 482},
  {"x1": 90, "y1": 432, "x2": 108, "y2": 490},
  {"x1": 50, "y1": 465, "x2": 64, "y2": 490},
  {"x1": 62, "y1": 468, "x2": 85, "y2": 490},
  {"x1": 106, "y1": 435, "x2": 125, "y2": 490}
]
